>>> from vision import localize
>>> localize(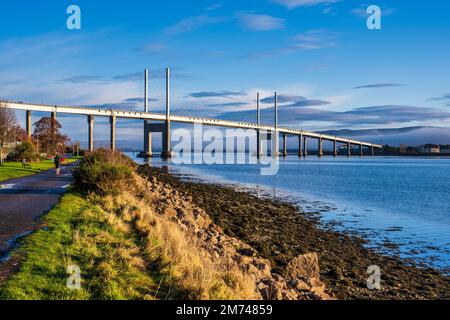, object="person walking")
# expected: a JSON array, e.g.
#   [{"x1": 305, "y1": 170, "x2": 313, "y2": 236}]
[{"x1": 54, "y1": 153, "x2": 61, "y2": 175}]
